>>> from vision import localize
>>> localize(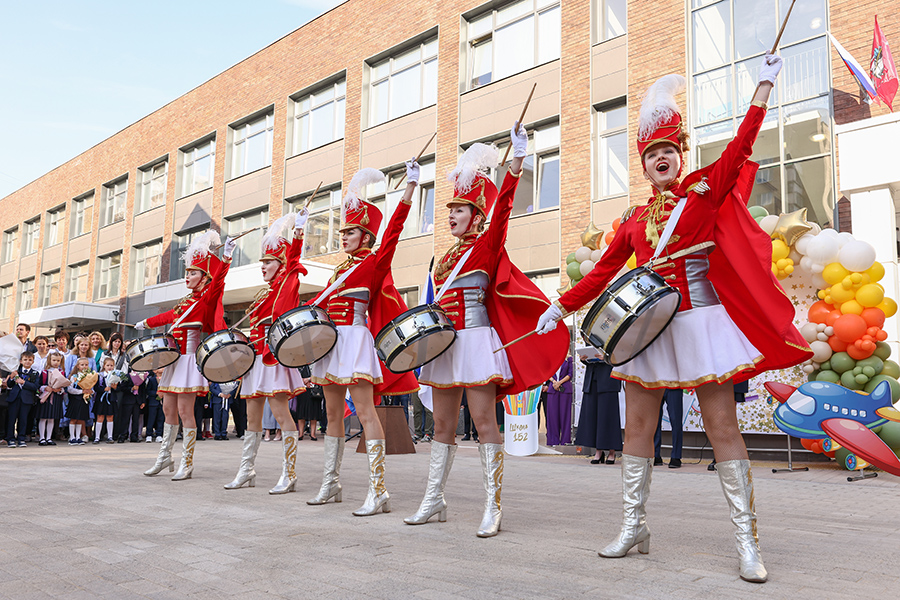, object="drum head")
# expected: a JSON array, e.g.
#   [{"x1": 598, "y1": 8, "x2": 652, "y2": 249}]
[
  {"x1": 608, "y1": 292, "x2": 681, "y2": 365},
  {"x1": 385, "y1": 329, "x2": 456, "y2": 374},
  {"x1": 200, "y1": 343, "x2": 256, "y2": 383},
  {"x1": 274, "y1": 323, "x2": 338, "y2": 368},
  {"x1": 131, "y1": 349, "x2": 180, "y2": 372}
]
